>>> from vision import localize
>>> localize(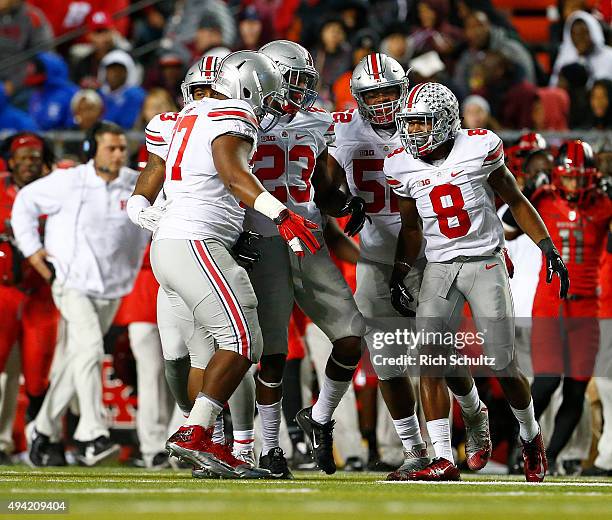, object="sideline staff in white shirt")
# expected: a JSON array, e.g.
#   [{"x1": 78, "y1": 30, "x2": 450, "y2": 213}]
[{"x1": 11, "y1": 122, "x2": 150, "y2": 466}]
